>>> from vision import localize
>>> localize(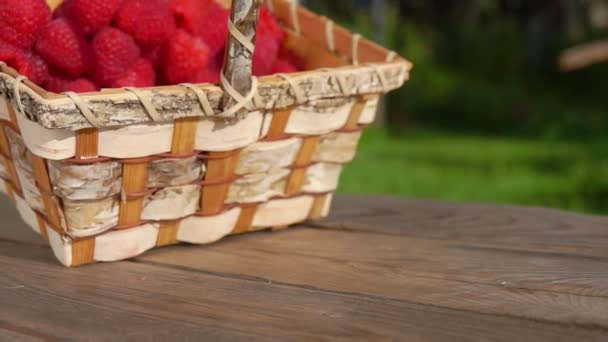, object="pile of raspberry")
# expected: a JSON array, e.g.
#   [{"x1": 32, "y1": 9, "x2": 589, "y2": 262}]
[{"x1": 0, "y1": 0, "x2": 300, "y2": 93}]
